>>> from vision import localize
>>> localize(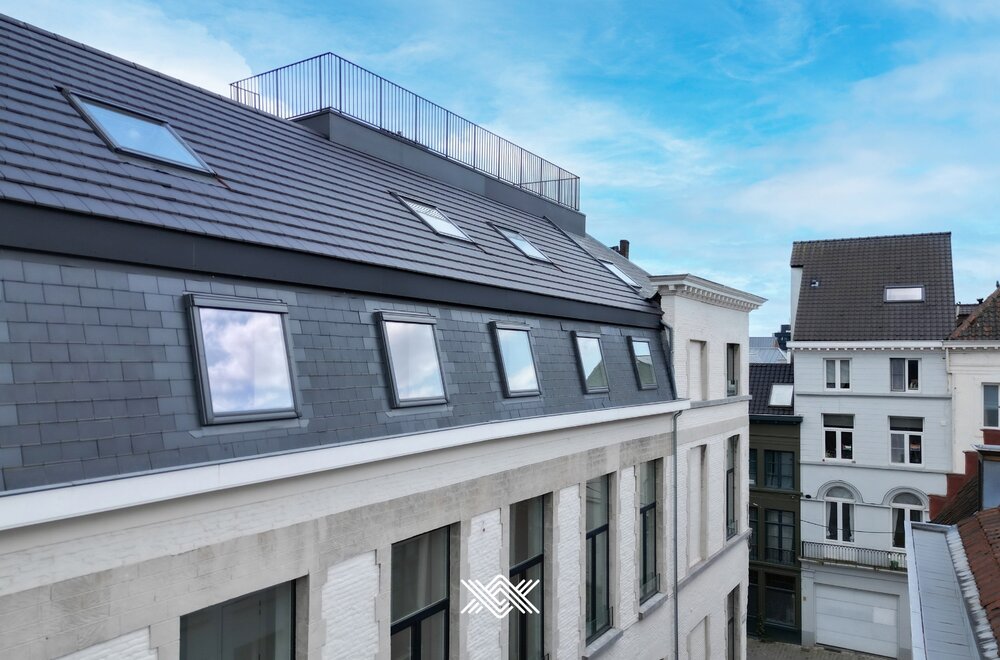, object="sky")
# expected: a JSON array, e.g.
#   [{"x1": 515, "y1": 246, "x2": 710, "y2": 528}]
[{"x1": 4, "y1": 0, "x2": 999, "y2": 334}]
